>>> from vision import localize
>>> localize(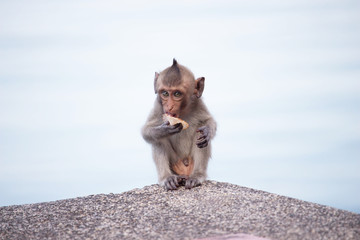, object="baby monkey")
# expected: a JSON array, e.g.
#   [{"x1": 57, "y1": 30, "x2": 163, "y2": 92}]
[{"x1": 142, "y1": 59, "x2": 216, "y2": 190}]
